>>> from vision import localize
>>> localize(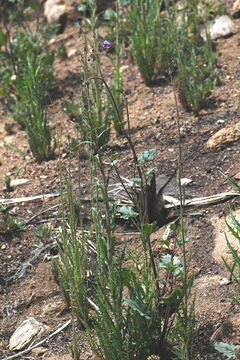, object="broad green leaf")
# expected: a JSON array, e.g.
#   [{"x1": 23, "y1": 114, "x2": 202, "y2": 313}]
[
  {"x1": 138, "y1": 149, "x2": 156, "y2": 162},
  {"x1": 131, "y1": 177, "x2": 141, "y2": 184},
  {"x1": 214, "y1": 342, "x2": 237, "y2": 358},
  {"x1": 141, "y1": 223, "x2": 158, "y2": 235},
  {"x1": 146, "y1": 167, "x2": 156, "y2": 176},
  {"x1": 104, "y1": 9, "x2": 116, "y2": 21},
  {"x1": 77, "y1": 4, "x2": 87, "y2": 11},
  {"x1": 118, "y1": 205, "x2": 138, "y2": 220},
  {"x1": 123, "y1": 298, "x2": 150, "y2": 319},
  {"x1": 177, "y1": 237, "x2": 193, "y2": 245},
  {"x1": 159, "y1": 254, "x2": 183, "y2": 277}
]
